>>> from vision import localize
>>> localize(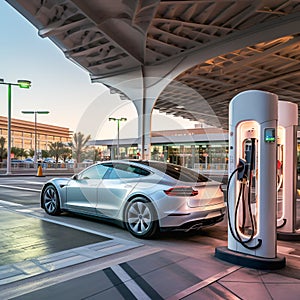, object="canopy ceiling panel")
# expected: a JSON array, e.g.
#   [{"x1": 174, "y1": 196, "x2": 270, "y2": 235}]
[{"x1": 6, "y1": 0, "x2": 300, "y2": 128}]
